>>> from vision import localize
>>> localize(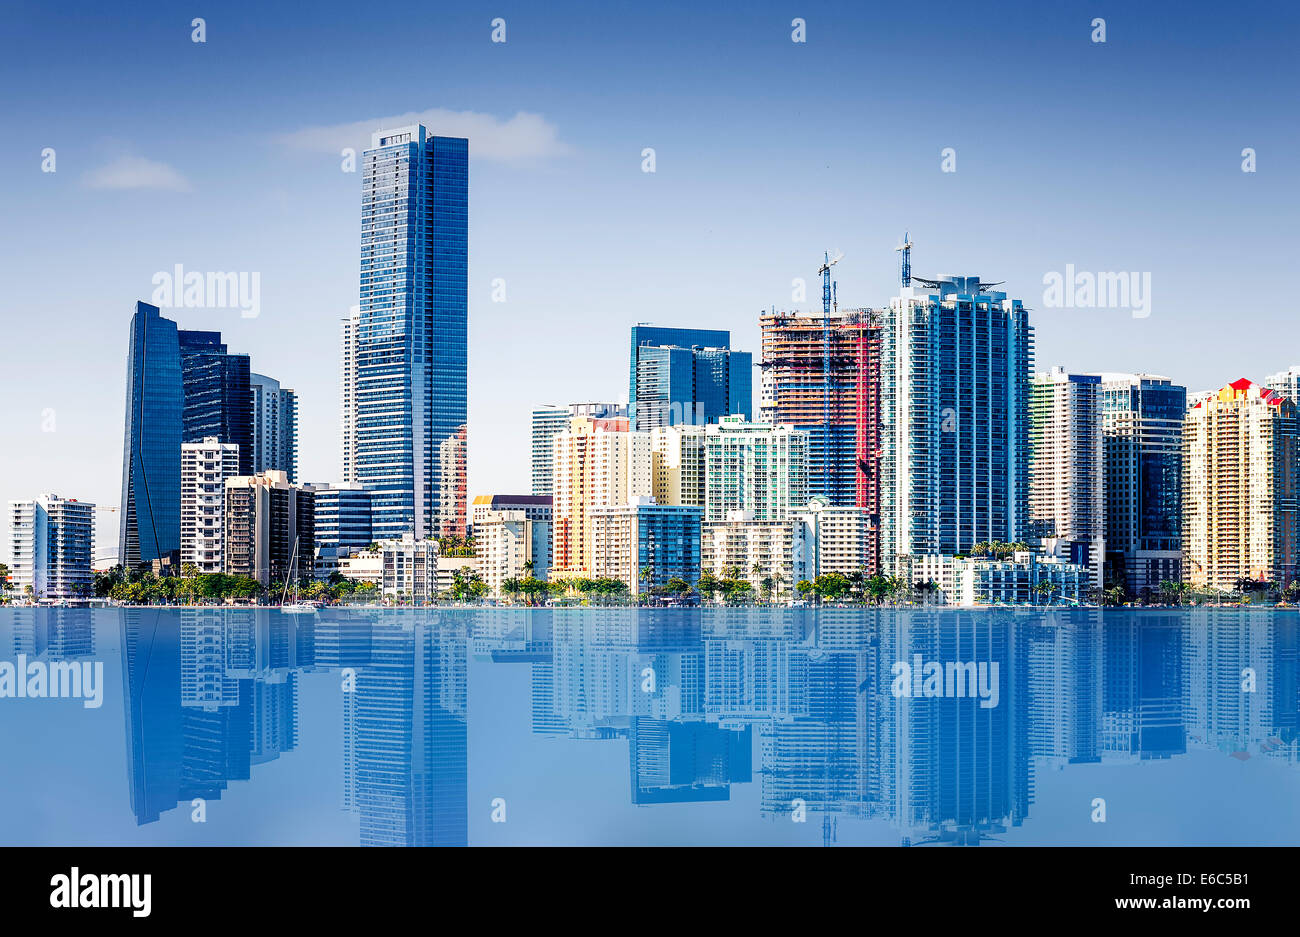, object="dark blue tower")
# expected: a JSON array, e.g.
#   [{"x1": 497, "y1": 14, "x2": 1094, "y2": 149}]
[{"x1": 118, "y1": 302, "x2": 183, "y2": 568}]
